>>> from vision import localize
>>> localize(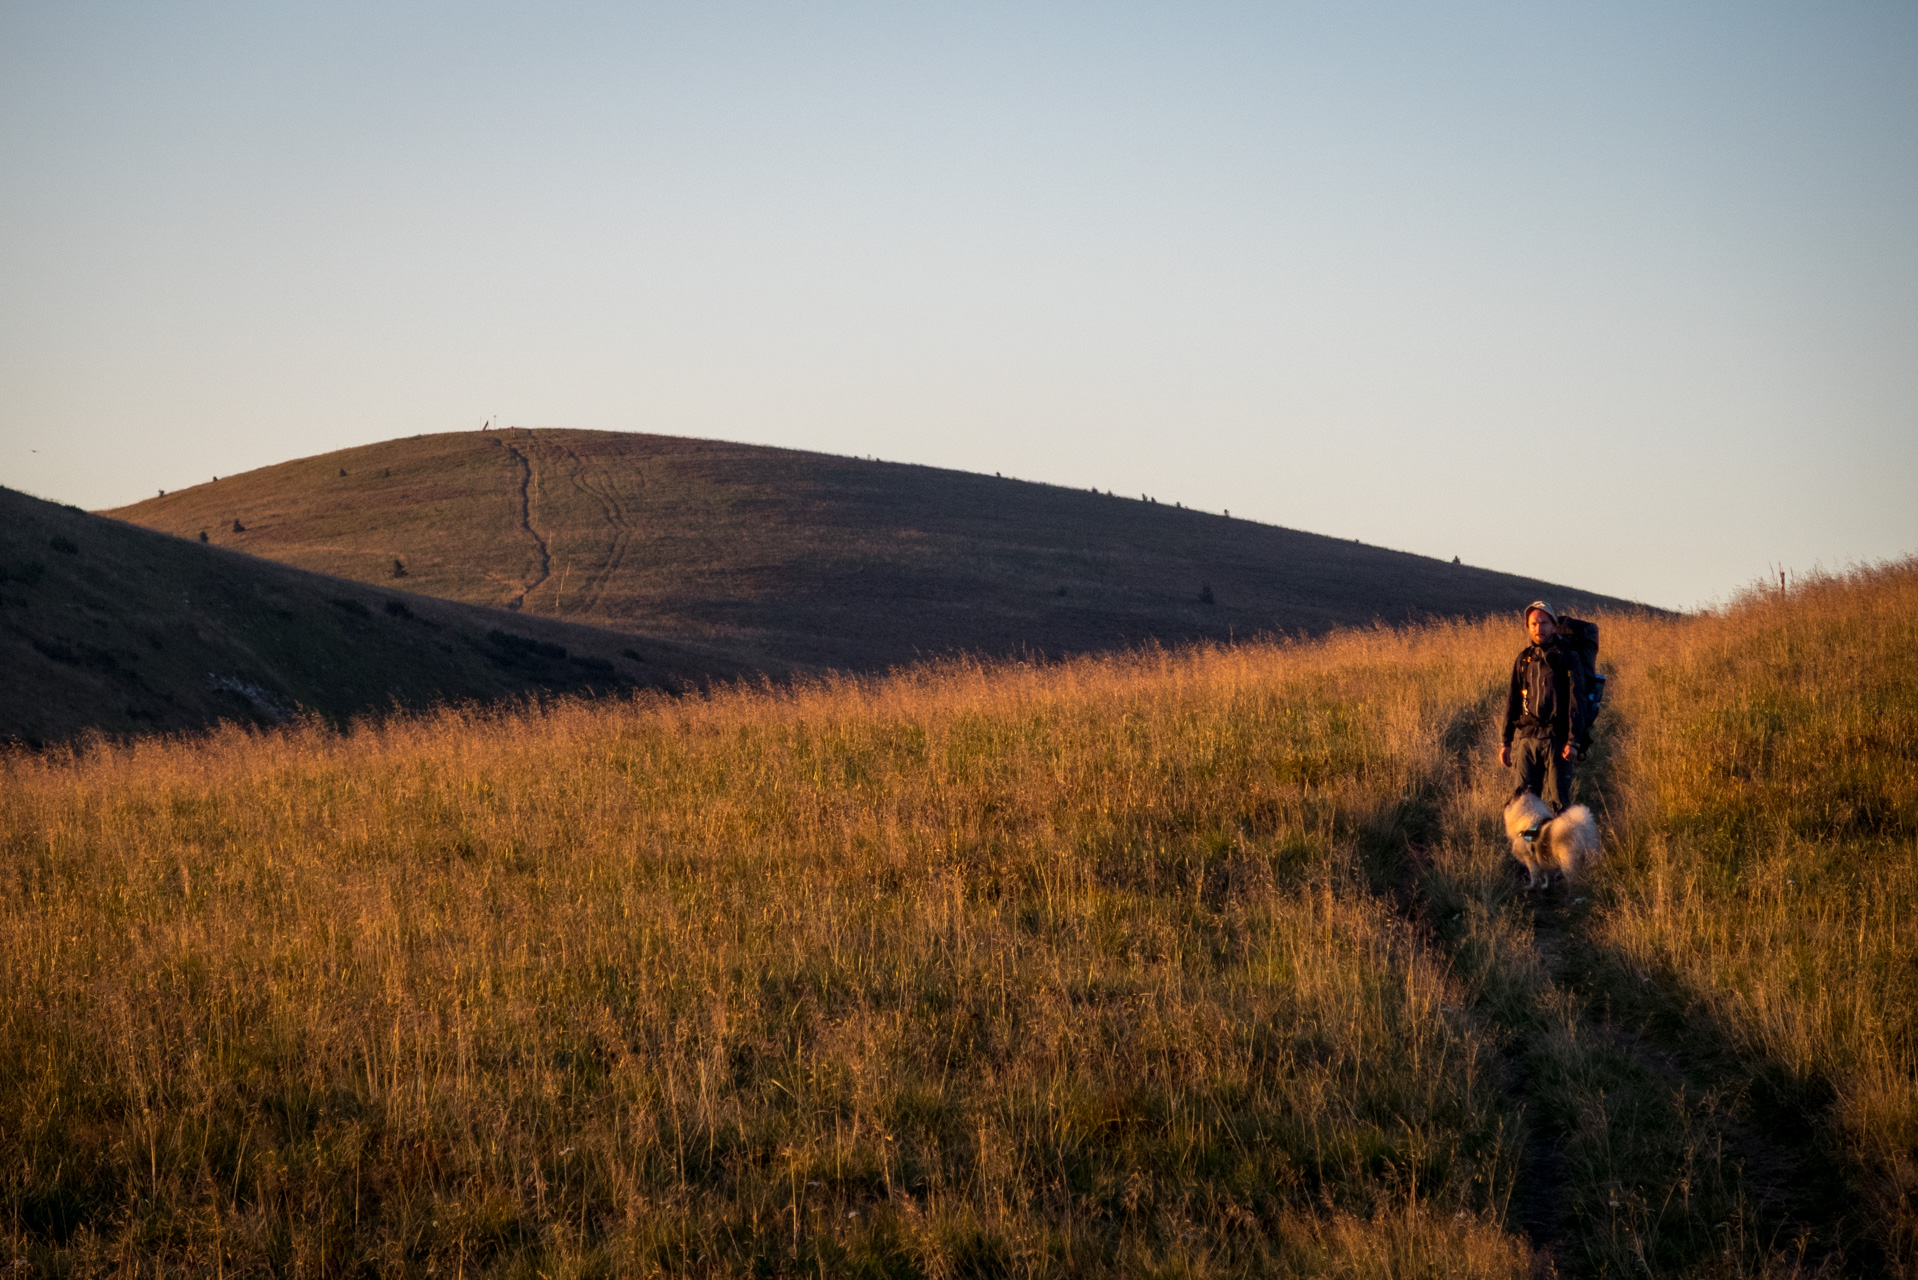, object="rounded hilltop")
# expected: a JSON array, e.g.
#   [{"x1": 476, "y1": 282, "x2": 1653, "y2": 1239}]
[{"x1": 108, "y1": 428, "x2": 1643, "y2": 672}]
